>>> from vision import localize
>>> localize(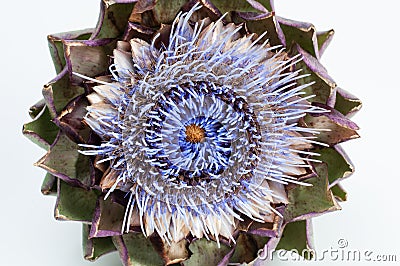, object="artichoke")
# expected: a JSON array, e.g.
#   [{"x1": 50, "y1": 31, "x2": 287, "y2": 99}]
[{"x1": 23, "y1": 0, "x2": 361, "y2": 265}]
